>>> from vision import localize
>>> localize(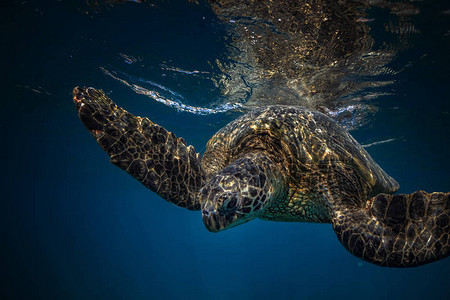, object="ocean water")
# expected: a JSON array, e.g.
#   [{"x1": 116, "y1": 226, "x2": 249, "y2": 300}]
[{"x1": 1, "y1": 0, "x2": 449, "y2": 299}]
